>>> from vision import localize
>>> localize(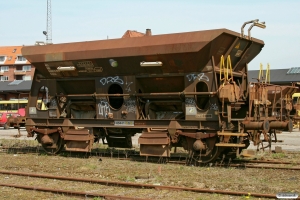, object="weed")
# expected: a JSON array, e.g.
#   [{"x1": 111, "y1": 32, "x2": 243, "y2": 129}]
[
  {"x1": 272, "y1": 152, "x2": 286, "y2": 159},
  {"x1": 87, "y1": 164, "x2": 97, "y2": 170},
  {"x1": 39, "y1": 152, "x2": 48, "y2": 156},
  {"x1": 126, "y1": 176, "x2": 135, "y2": 182}
]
